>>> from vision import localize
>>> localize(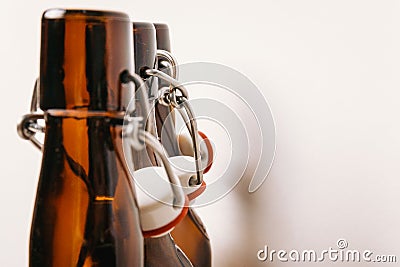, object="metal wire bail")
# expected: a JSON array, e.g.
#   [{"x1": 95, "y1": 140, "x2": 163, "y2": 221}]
[
  {"x1": 18, "y1": 70, "x2": 151, "y2": 150},
  {"x1": 145, "y1": 51, "x2": 203, "y2": 186},
  {"x1": 124, "y1": 128, "x2": 186, "y2": 208},
  {"x1": 17, "y1": 80, "x2": 44, "y2": 150}
]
